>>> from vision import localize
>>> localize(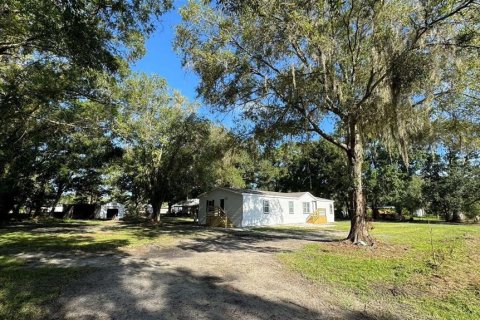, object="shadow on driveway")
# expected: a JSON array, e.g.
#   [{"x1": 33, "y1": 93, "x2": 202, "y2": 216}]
[{"x1": 53, "y1": 258, "x2": 403, "y2": 320}]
